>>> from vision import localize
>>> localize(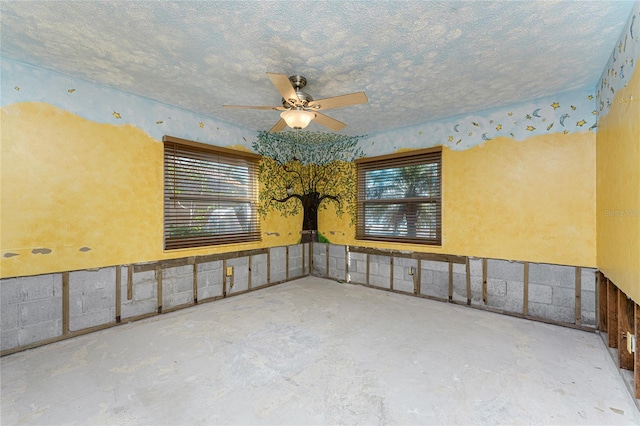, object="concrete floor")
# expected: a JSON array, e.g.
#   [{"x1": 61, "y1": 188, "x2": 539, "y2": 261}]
[{"x1": 1, "y1": 276, "x2": 639, "y2": 425}]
